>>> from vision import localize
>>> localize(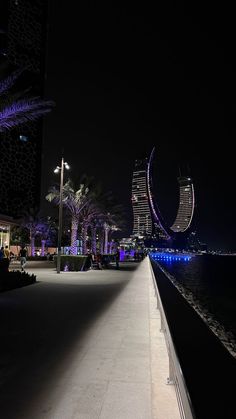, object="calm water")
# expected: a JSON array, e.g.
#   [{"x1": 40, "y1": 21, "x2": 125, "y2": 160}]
[{"x1": 152, "y1": 254, "x2": 236, "y2": 352}]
